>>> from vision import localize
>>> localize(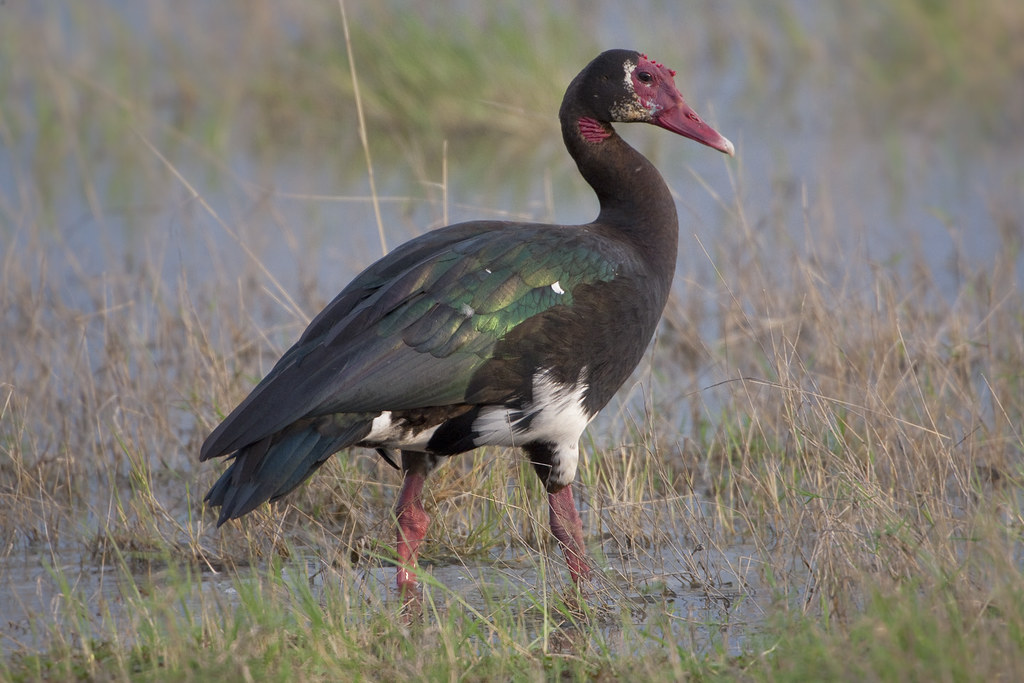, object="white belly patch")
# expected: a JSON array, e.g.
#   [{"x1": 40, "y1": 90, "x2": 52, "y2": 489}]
[{"x1": 472, "y1": 368, "x2": 592, "y2": 483}]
